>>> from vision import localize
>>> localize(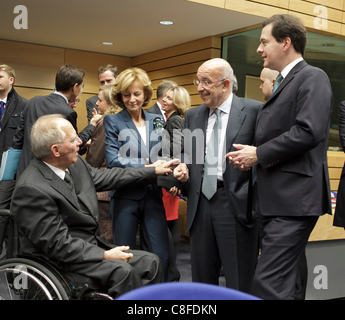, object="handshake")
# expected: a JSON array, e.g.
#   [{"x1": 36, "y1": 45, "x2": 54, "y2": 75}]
[{"x1": 146, "y1": 159, "x2": 189, "y2": 196}]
